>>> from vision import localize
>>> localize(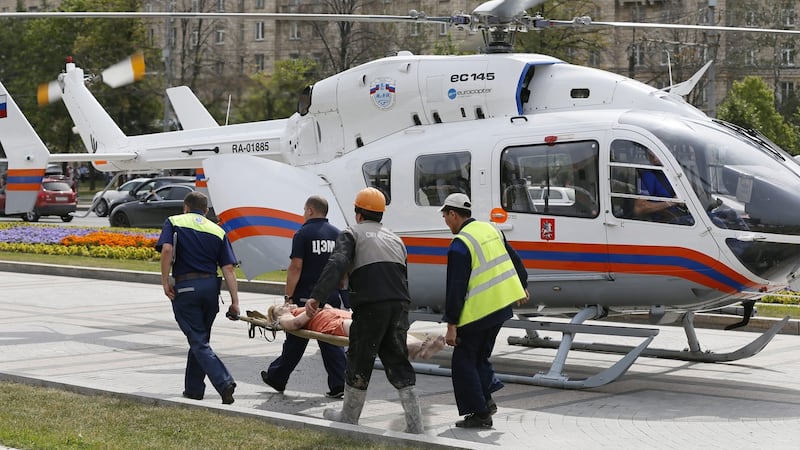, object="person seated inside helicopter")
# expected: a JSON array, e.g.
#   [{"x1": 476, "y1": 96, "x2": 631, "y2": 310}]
[
  {"x1": 633, "y1": 151, "x2": 694, "y2": 225},
  {"x1": 267, "y1": 303, "x2": 446, "y2": 360}
]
